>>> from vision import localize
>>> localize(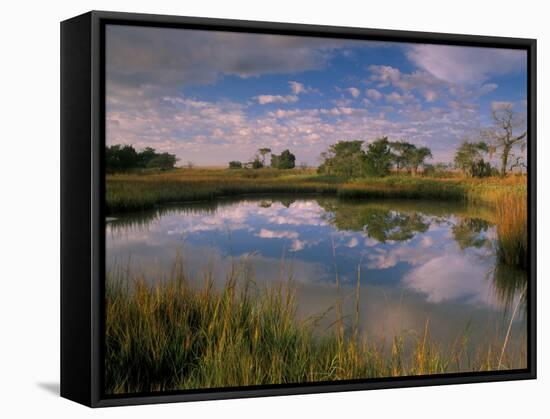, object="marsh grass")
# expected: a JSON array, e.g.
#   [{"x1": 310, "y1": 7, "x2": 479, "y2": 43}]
[
  {"x1": 106, "y1": 168, "x2": 526, "y2": 214},
  {"x1": 495, "y1": 193, "x2": 528, "y2": 269},
  {"x1": 105, "y1": 256, "x2": 526, "y2": 395}
]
